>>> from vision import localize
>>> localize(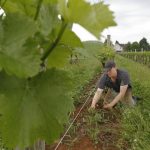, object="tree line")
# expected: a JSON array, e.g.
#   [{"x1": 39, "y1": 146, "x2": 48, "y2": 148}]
[{"x1": 124, "y1": 37, "x2": 150, "y2": 52}]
